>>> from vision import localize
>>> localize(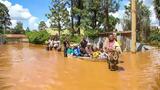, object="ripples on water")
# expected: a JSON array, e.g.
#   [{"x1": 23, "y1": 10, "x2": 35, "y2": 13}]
[{"x1": 0, "y1": 44, "x2": 159, "y2": 90}]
